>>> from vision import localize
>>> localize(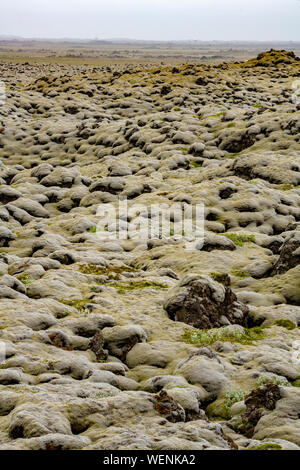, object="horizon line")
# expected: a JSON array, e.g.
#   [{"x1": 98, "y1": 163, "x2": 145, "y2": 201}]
[{"x1": 1, "y1": 36, "x2": 300, "y2": 43}]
